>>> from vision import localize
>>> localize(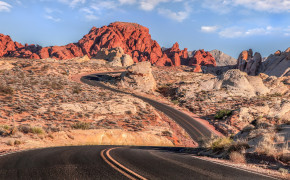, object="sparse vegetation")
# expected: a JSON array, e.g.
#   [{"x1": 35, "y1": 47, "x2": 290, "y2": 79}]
[
  {"x1": 229, "y1": 151, "x2": 246, "y2": 163},
  {"x1": 72, "y1": 122, "x2": 91, "y2": 130},
  {"x1": 0, "y1": 85, "x2": 14, "y2": 95},
  {"x1": 30, "y1": 127, "x2": 44, "y2": 134},
  {"x1": 214, "y1": 109, "x2": 232, "y2": 119},
  {"x1": 162, "y1": 130, "x2": 172, "y2": 137},
  {"x1": 199, "y1": 136, "x2": 233, "y2": 151},
  {"x1": 72, "y1": 85, "x2": 82, "y2": 94}
]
